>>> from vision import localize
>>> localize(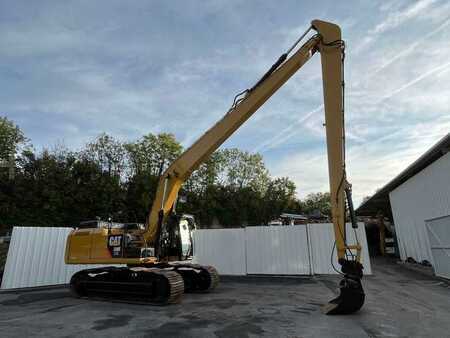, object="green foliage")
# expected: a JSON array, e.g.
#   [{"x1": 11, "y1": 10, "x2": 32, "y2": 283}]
[
  {"x1": 0, "y1": 118, "x2": 332, "y2": 228},
  {"x1": 302, "y1": 192, "x2": 331, "y2": 216},
  {"x1": 182, "y1": 152, "x2": 294, "y2": 227},
  {"x1": 125, "y1": 133, "x2": 182, "y2": 177},
  {"x1": 83, "y1": 133, "x2": 126, "y2": 177},
  {"x1": 259, "y1": 177, "x2": 298, "y2": 223},
  {"x1": 185, "y1": 150, "x2": 226, "y2": 195},
  {"x1": 0, "y1": 116, "x2": 26, "y2": 159},
  {"x1": 220, "y1": 149, "x2": 270, "y2": 195},
  {"x1": 1, "y1": 147, "x2": 126, "y2": 226}
]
